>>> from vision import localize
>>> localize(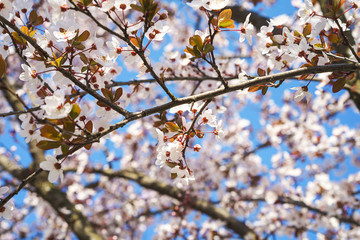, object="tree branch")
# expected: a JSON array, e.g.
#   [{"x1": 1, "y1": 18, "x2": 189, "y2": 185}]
[
  {"x1": 67, "y1": 167, "x2": 257, "y2": 238},
  {"x1": 0, "y1": 155, "x2": 103, "y2": 240}
]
